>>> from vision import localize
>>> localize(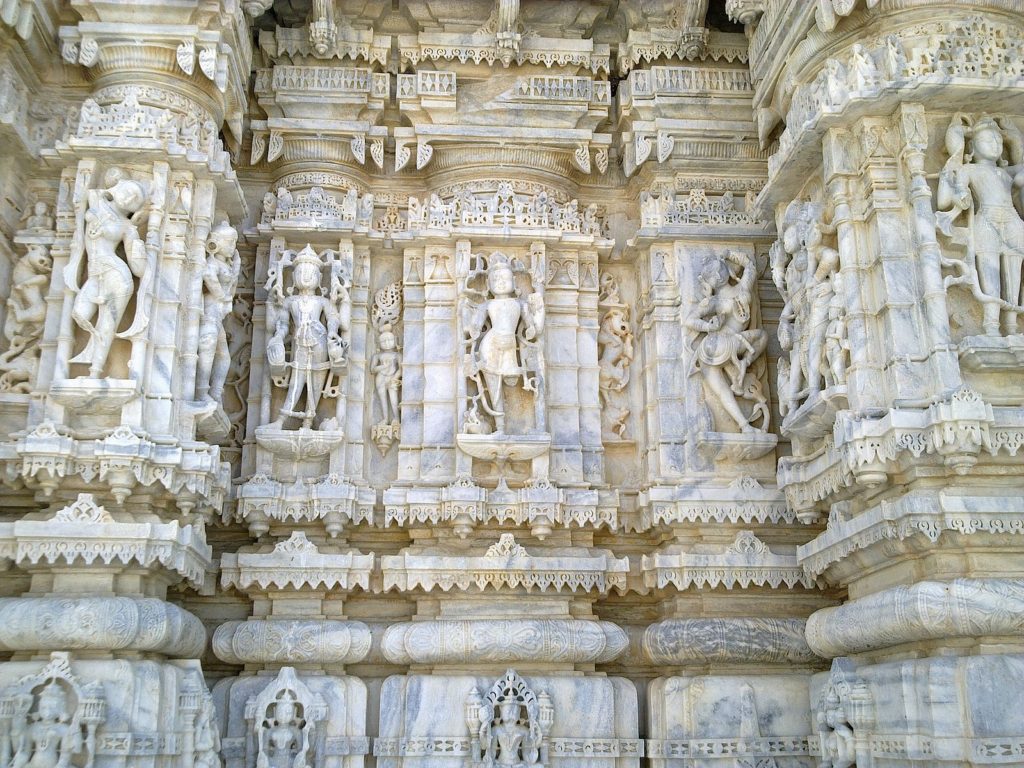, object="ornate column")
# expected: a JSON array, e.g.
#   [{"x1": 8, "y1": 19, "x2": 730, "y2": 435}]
[
  {"x1": 752, "y1": 1, "x2": 1024, "y2": 763},
  {"x1": 617, "y1": 23, "x2": 830, "y2": 766},
  {"x1": 0, "y1": 0, "x2": 248, "y2": 765}
]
